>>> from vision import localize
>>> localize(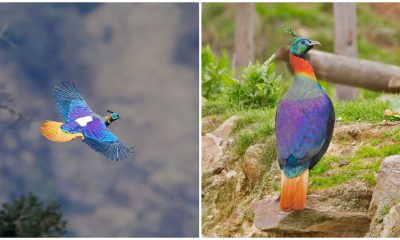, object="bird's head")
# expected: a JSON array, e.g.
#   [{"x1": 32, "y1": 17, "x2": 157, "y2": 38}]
[
  {"x1": 107, "y1": 110, "x2": 121, "y2": 122},
  {"x1": 284, "y1": 27, "x2": 321, "y2": 57}
]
